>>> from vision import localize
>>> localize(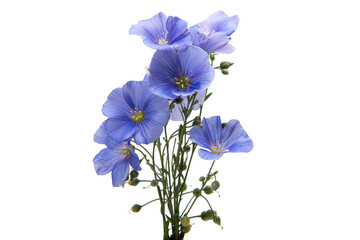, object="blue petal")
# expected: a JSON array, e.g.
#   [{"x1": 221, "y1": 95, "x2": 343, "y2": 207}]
[
  {"x1": 94, "y1": 121, "x2": 118, "y2": 149},
  {"x1": 105, "y1": 118, "x2": 136, "y2": 143},
  {"x1": 102, "y1": 88, "x2": 132, "y2": 118},
  {"x1": 134, "y1": 117, "x2": 165, "y2": 144},
  {"x1": 121, "y1": 81, "x2": 152, "y2": 110},
  {"x1": 129, "y1": 12, "x2": 167, "y2": 49},
  {"x1": 111, "y1": 160, "x2": 130, "y2": 187},
  {"x1": 166, "y1": 16, "x2": 190, "y2": 44},
  {"x1": 129, "y1": 149, "x2": 142, "y2": 171},
  {"x1": 189, "y1": 126, "x2": 211, "y2": 149},
  {"x1": 205, "y1": 11, "x2": 239, "y2": 36},
  {"x1": 198, "y1": 149, "x2": 222, "y2": 160},
  {"x1": 199, "y1": 32, "x2": 231, "y2": 54},
  {"x1": 93, "y1": 148, "x2": 120, "y2": 175},
  {"x1": 215, "y1": 44, "x2": 235, "y2": 54},
  {"x1": 221, "y1": 120, "x2": 253, "y2": 153},
  {"x1": 202, "y1": 116, "x2": 222, "y2": 145}
]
